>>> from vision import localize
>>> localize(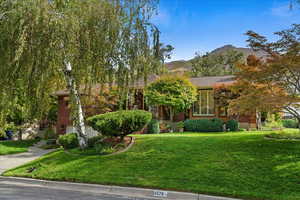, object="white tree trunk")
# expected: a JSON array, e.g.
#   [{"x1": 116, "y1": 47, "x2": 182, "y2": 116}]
[
  {"x1": 64, "y1": 62, "x2": 88, "y2": 149},
  {"x1": 256, "y1": 111, "x2": 262, "y2": 130}
]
